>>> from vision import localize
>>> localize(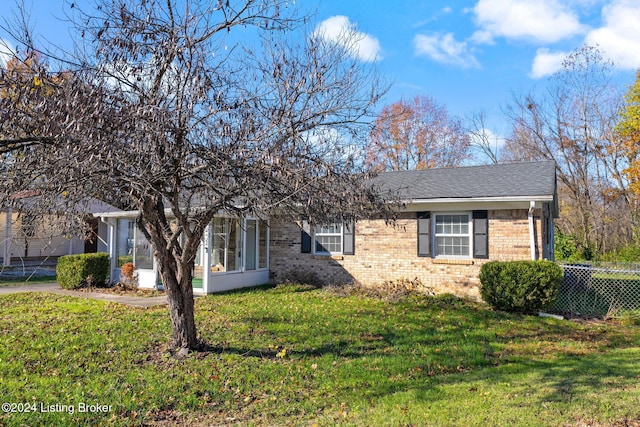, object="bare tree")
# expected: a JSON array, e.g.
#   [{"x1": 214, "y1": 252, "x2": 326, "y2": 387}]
[
  {"x1": 503, "y1": 45, "x2": 630, "y2": 257},
  {"x1": 467, "y1": 110, "x2": 502, "y2": 164},
  {"x1": 363, "y1": 95, "x2": 470, "y2": 171},
  {"x1": 0, "y1": 0, "x2": 388, "y2": 351}
]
